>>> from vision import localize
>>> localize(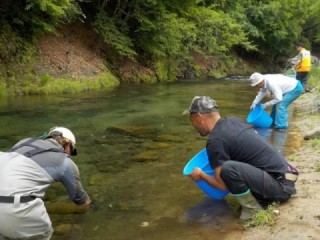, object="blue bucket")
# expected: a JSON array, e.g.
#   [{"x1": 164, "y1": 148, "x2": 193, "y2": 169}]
[
  {"x1": 183, "y1": 149, "x2": 229, "y2": 199},
  {"x1": 247, "y1": 105, "x2": 272, "y2": 128}
]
